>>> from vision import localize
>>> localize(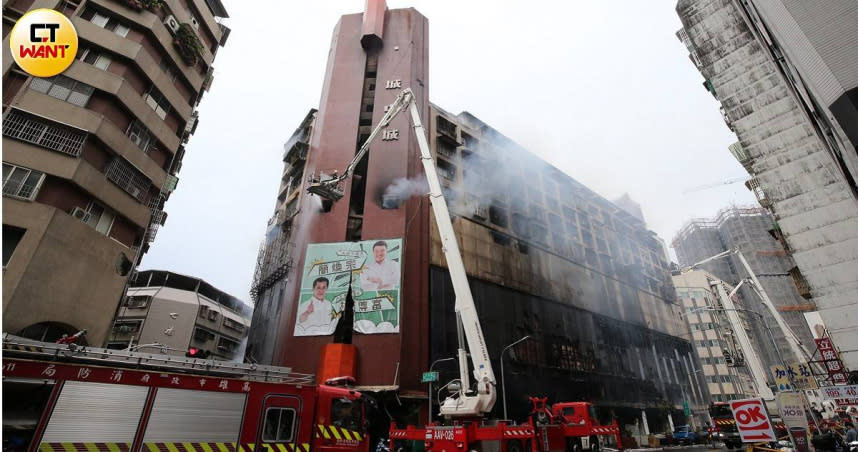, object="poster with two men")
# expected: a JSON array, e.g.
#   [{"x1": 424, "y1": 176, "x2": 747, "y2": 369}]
[{"x1": 294, "y1": 238, "x2": 402, "y2": 336}]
